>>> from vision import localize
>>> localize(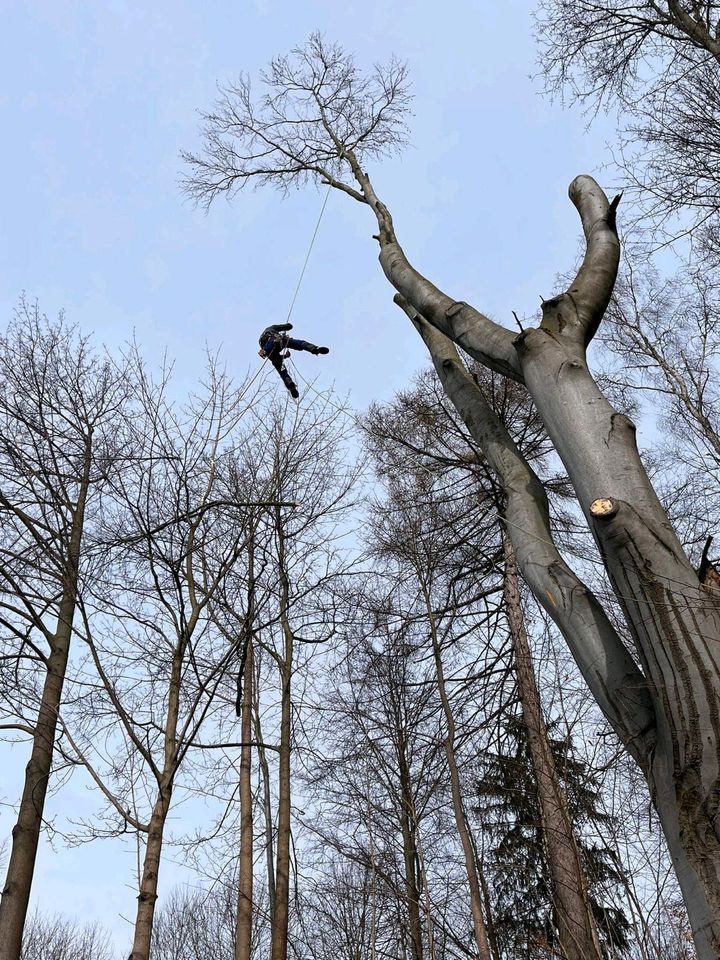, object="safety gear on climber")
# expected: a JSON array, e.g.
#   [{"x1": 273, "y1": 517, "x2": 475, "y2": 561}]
[{"x1": 258, "y1": 323, "x2": 329, "y2": 399}]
